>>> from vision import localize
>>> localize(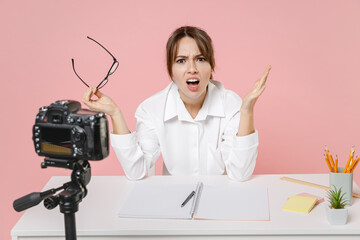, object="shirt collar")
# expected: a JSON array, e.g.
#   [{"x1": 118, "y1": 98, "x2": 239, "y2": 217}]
[{"x1": 164, "y1": 80, "x2": 225, "y2": 122}]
